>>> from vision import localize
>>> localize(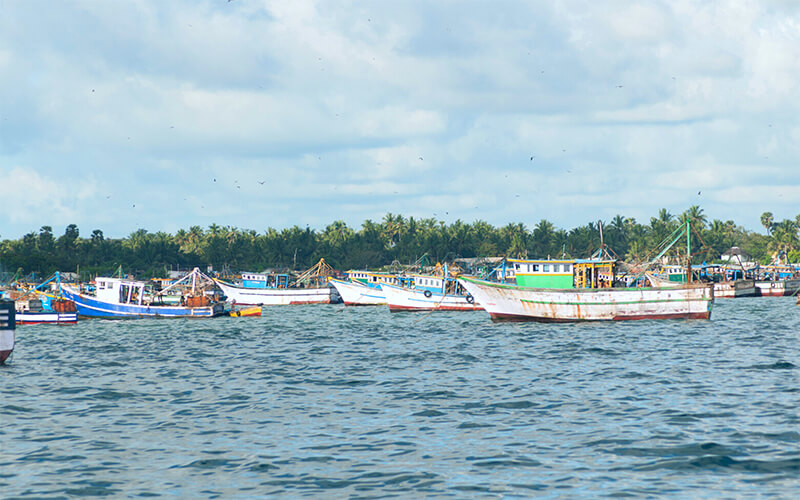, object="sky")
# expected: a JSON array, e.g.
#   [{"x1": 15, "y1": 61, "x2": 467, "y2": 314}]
[{"x1": 1, "y1": 0, "x2": 799, "y2": 240}]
